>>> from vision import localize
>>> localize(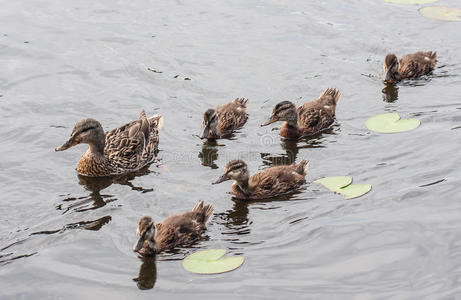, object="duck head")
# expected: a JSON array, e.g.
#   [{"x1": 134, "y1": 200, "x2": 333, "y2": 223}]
[
  {"x1": 213, "y1": 159, "x2": 250, "y2": 187},
  {"x1": 133, "y1": 216, "x2": 157, "y2": 255},
  {"x1": 55, "y1": 118, "x2": 105, "y2": 154},
  {"x1": 200, "y1": 109, "x2": 218, "y2": 139},
  {"x1": 383, "y1": 54, "x2": 399, "y2": 84},
  {"x1": 261, "y1": 101, "x2": 297, "y2": 127}
]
